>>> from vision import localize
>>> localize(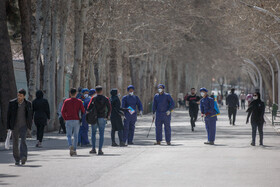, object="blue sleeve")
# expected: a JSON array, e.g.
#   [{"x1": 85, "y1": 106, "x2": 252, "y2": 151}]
[
  {"x1": 136, "y1": 96, "x2": 143, "y2": 112},
  {"x1": 206, "y1": 99, "x2": 215, "y2": 114},
  {"x1": 152, "y1": 95, "x2": 157, "y2": 114},
  {"x1": 168, "y1": 95, "x2": 175, "y2": 111},
  {"x1": 200, "y1": 100, "x2": 204, "y2": 114},
  {"x1": 121, "y1": 96, "x2": 126, "y2": 108}
]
